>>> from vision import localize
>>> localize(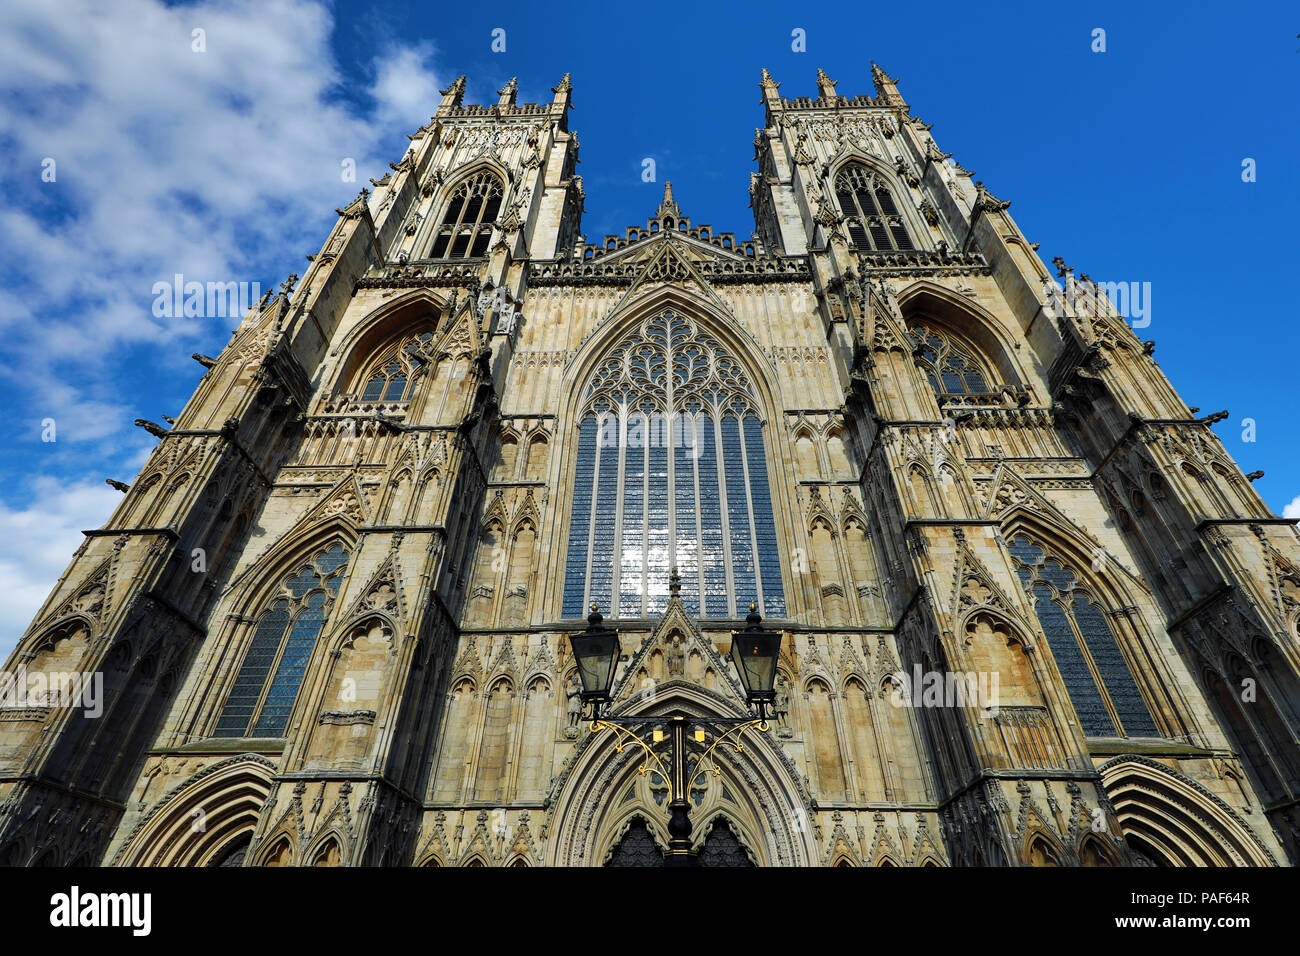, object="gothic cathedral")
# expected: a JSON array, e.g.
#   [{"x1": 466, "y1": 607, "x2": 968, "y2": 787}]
[{"x1": 4, "y1": 67, "x2": 1298, "y2": 867}]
